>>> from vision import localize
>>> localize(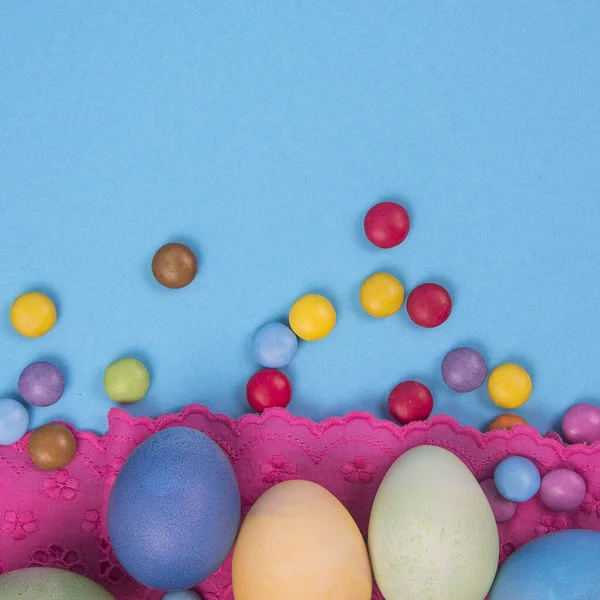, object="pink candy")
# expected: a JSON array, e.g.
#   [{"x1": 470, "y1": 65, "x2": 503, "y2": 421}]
[
  {"x1": 562, "y1": 403, "x2": 600, "y2": 444},
  {"x1": 540, "y1": 469, "x2": 586, "y2": 511},
  {"x1": 480, "y1": 478, "x2": 517, "y2": 522}
]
